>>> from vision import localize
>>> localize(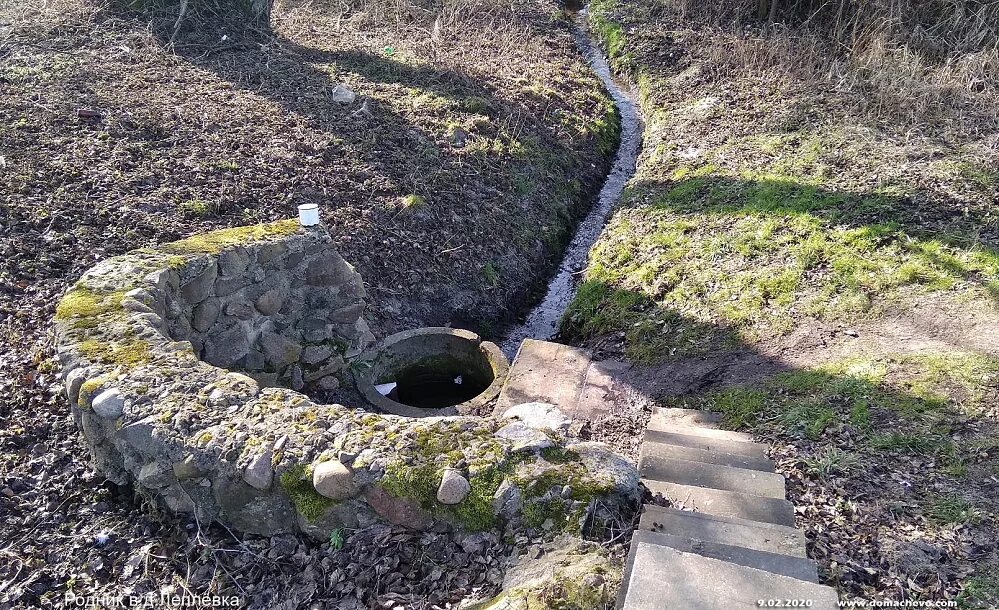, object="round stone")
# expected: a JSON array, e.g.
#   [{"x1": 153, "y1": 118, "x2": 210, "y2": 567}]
[
  {"x1": 91, "y1": 389, "x2": 125, "y2": 419},
  {"x1": 436, "y1": 468, "x2": 471, "y2": 505},
  {"x1": 312, "y1": 459, "x2": 357, "y2": 500}
]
